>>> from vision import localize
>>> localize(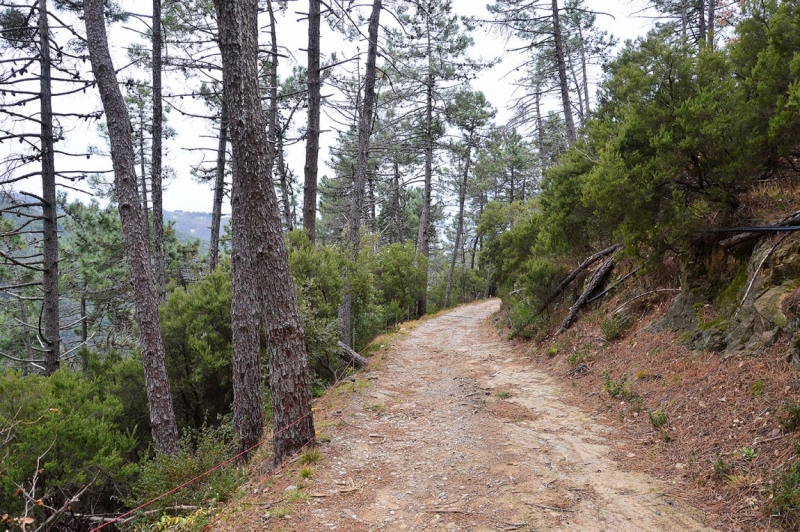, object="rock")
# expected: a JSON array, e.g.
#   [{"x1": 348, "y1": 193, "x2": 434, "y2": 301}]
[{"x1": 648, "y1": 293, "x2": 698, "y2": 334}]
